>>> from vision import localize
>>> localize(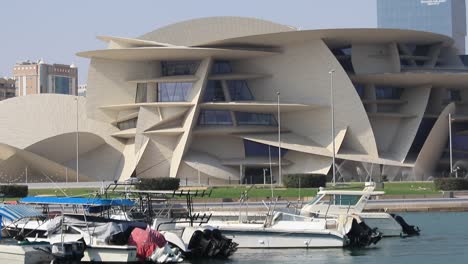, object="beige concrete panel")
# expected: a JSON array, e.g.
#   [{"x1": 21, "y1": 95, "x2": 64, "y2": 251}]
[
  {"x1": 136, "y1": 135, "x2": 178, "y2": 179},
  {"x1": 116, "y1": 138, "x2": 147, "y2": 182},
  {"x1": 193, "y1": 126, "x2": 288, "y2": 135},
  {"x1": 169, "y1": 58, "x2": 212, "y2": 178},
  {"x1": 414, "y1": 103, "x2": 456, "y2": 180},
  {"x1": 388, "y1": 86, "x2": 431, "y2": 161},
  {"x1": 139, "y1": 17, "x2": 295, "y2": 46},
  {"x1": 177, "y1": 162, "x2": 228, "y2": 186},
  {"x1": 183, "y1": 151, "x2": 240, "y2": 181},
  {"x1": 232, "y1": 39, "x2": 378, "y2": 157},
  {"x1": 190, "y1": 135, "x2": 244, "y2": 159},
  {"x1": 0, "y1": 95, "x2": 122, "y2": 151},
  {"x1": 199, "y1": 101, "x2": 323, "y2": 112},
  {"x1": 197, "y1": 28, "x2": 453, "y2": 49},
  {"x1": 282, "y1": 150, "x2": 331, "y2": 175},
  {"x1": 97, "y1": 35, "x2": 175, "y2": 48},
  {"x1": 78, "y1": 48, "x2": 278, "y2": 61},
  {"x1": 424, "y1": 43, "x2": 442, "y2": 67},
  {"x1": 426, "y1": 88, "x2": 447, "y2": 116},
  {"x1": 86, "y1": 58, "x2": 159, "y2": 122},
  {"x1": 240, "y1": 132, "x2": 332, "y2": 157},
  {"x1": 369, "y1": 118, "x2": 401, "y2": 155},
  {"x1": 0, "y1": 143, "x2": 93, "y2": 183},
  {"x1": 325, "y1": 127, "x2": 347, "y2": 154},
  {"x1": 135, "y1": 106, "x2": 161, "y2": 153},
  {"x1": 351, "y1": 43, "x2": 400, "y2": 74},
  {"x1": 438, "y1": 47, "x2": 465, "y2": 67},
  {"x1": 350, "y1": 73, "x2": 468, "y2": 89}
]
